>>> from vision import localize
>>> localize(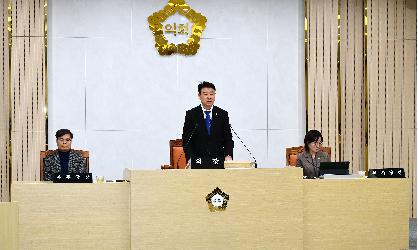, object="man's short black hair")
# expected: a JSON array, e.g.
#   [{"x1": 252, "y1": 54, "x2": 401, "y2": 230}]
[
  {"x1": 303, "y1": 130, "x2": 323, "y2": 150},
  {"x1": 198, "y1": 81, "x2": 216, "y2": 93},
  {"x1": 55, "y1": 129, "x2": 73, "y2": 139}
]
